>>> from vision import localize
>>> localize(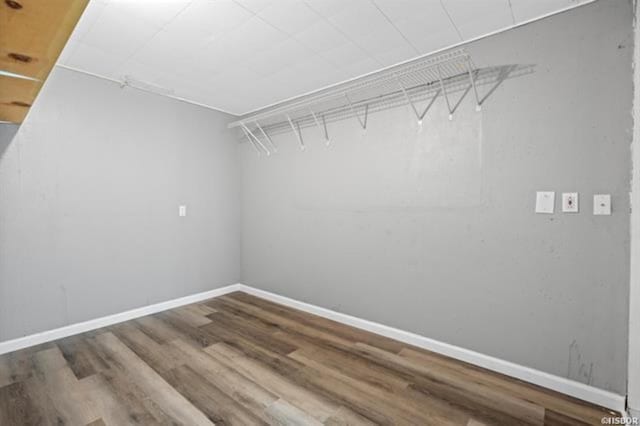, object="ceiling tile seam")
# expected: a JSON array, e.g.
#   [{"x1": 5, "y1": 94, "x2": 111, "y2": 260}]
[
  {"x1": 237, "y1": 0, "x2": 598, "y2": 117},
  {"x1": 111, "y1": 2, "x2": 194, "y2": 80},
  {"x1": 438, "y1": 0, "x2": 463, "y2": 41},
  {"x1": 138, "y1": 2, "x2": 261, "y2": 80},
  {"x1": 230, "y1": 0, "x2": 341, "y2": 75},
  {"x1": 507, "y1": 0, "x2": 516, "y2": 25},
  {"x1": 369, "y1": 0, "x2": 420, "y2": 56},
  {"x1": 301, "y1": 0, "x2": 385, "y2": 69},
  {"x1": 64, "y1": 2, "x2": 110, "y2": 61}
]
